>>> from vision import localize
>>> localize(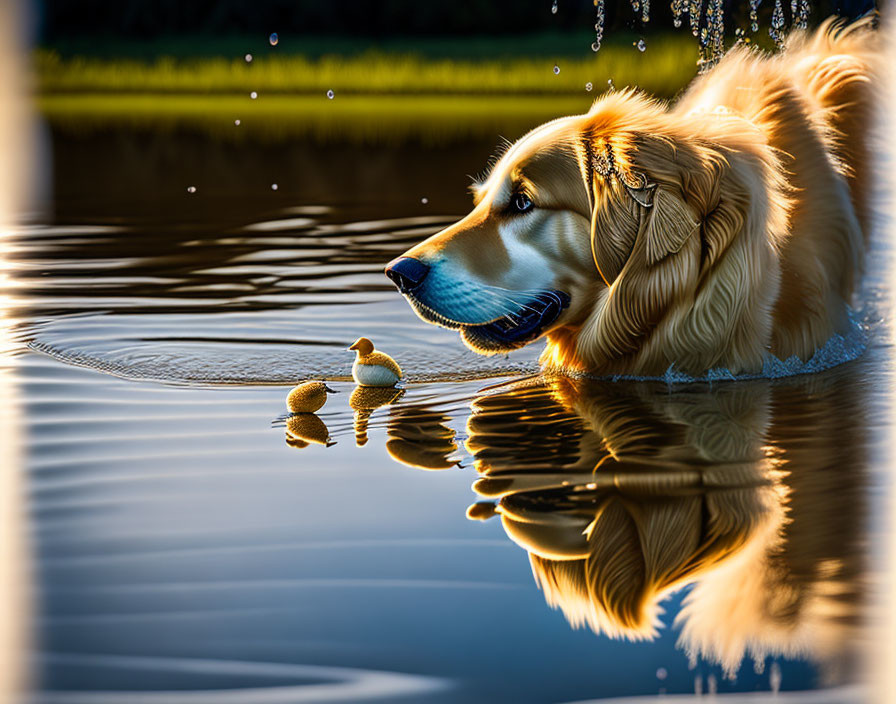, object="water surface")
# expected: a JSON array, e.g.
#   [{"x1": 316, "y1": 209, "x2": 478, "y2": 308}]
[{"x1": 8, "y1": 104, "x2": 890, "y2": 703}]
